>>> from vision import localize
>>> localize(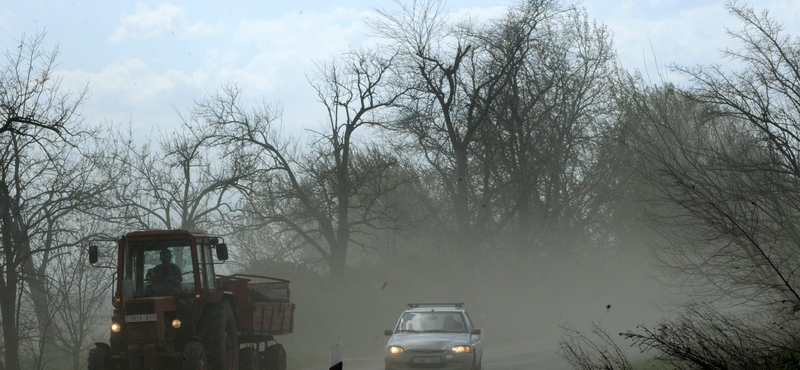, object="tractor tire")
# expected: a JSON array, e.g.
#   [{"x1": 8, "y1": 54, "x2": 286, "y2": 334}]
[
  {"x1": 202, "y1": 302, "x2": 239, "y2": 370},
  {"x1": 182, "y1": 342, "x2": 206, "y2": 370},
  {"x1": 239, "y1": 347, "x2": 259, "y2": 370},
  {"x1": 87, "y1": 345, "x2": 110, "y2": 370},
  {"x1": 262, "y1": 343, "x2": 286, "y2": 370}
]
